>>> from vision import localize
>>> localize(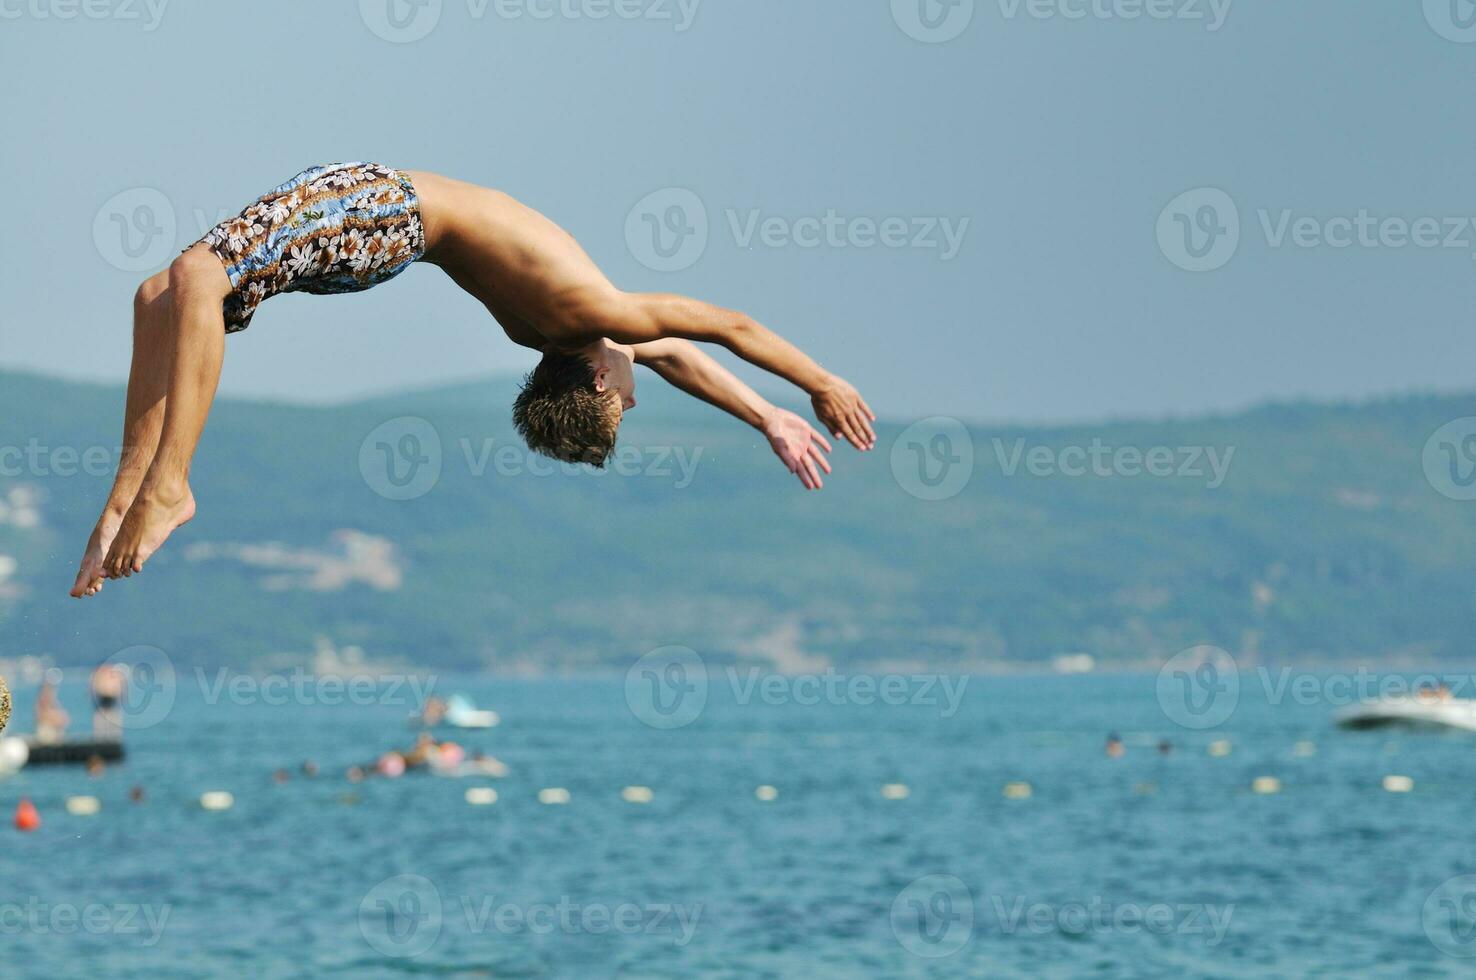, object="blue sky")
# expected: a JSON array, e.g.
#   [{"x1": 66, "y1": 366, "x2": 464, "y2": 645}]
[{"x1": 1, "y1": 0, "x2": 1472, "y2": 423}]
